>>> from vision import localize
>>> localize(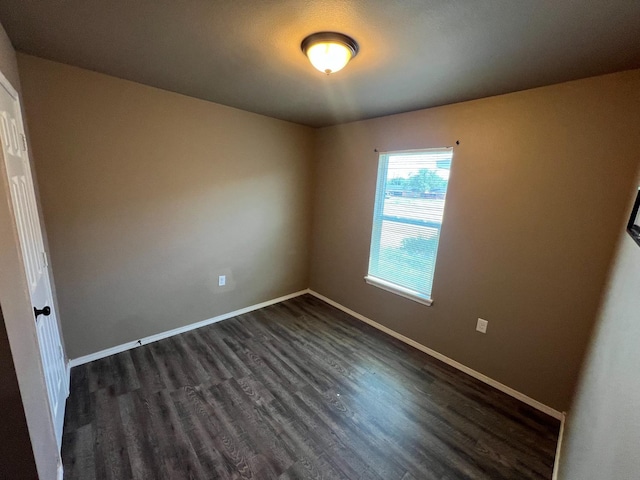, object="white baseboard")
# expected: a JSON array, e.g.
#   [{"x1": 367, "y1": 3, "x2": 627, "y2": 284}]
[
  {"x1": 69, "y1": 287, "x2": 564, "y2": 422},
  {"x1": 552, "y1": 412, "x2": 567, "y2": 480},
  {"x1": 69, "y1": 289, "x2": 310, "y2": 367},
  {"x1": 308, "y1": 289, "x2": 563, "y2": 420}
]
